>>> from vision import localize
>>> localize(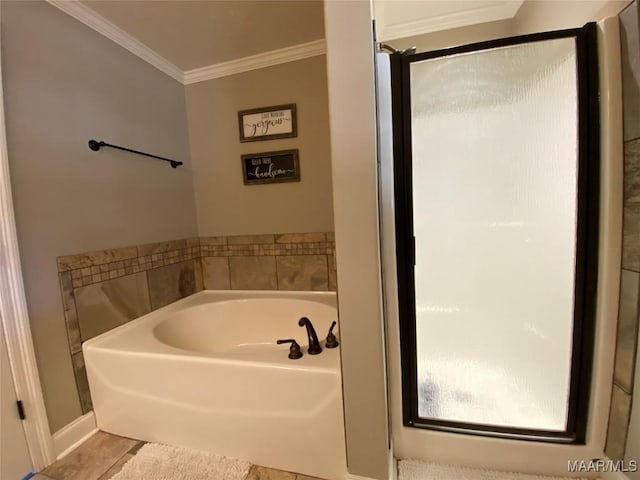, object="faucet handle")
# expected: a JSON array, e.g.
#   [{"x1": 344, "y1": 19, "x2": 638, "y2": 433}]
[
  {"x1": 325, "y1": 321, "x2": 339, "y2": 349},
  {"x1": 276, "y1": 339, "x2": 303, "y2": 359}
]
